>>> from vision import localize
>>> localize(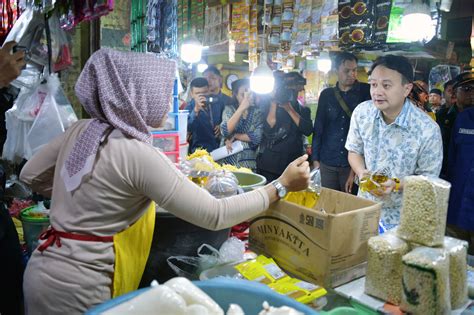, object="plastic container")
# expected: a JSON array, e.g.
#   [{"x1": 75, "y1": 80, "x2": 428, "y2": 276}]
[
  {"x1": 86, "y1": 278, "x2": 319, "y2": 314},
  {"x1": 152, "y1": 132, "x2": 179, "y2": 152},
  {"x1": 177, "y1": 110, "x2": 189, "y2": 144},
  {"x1": 20, "y1": 206, "x2": 50, "y2": 254},
  {"x1": 164, "y1": 151, "x2": 179, "y2": 163},
  {"x1": 179, "y1": 142, "x2": 189, "y2": 161},
  {"x1": 231, "y1": 171, "x2": 267, "y2": 192}
]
